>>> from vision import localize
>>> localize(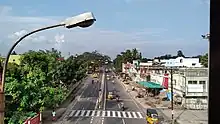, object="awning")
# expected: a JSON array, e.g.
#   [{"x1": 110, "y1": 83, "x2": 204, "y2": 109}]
[{"x1": 138, "y1": 81, "x2": 164, "y2": 89}]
